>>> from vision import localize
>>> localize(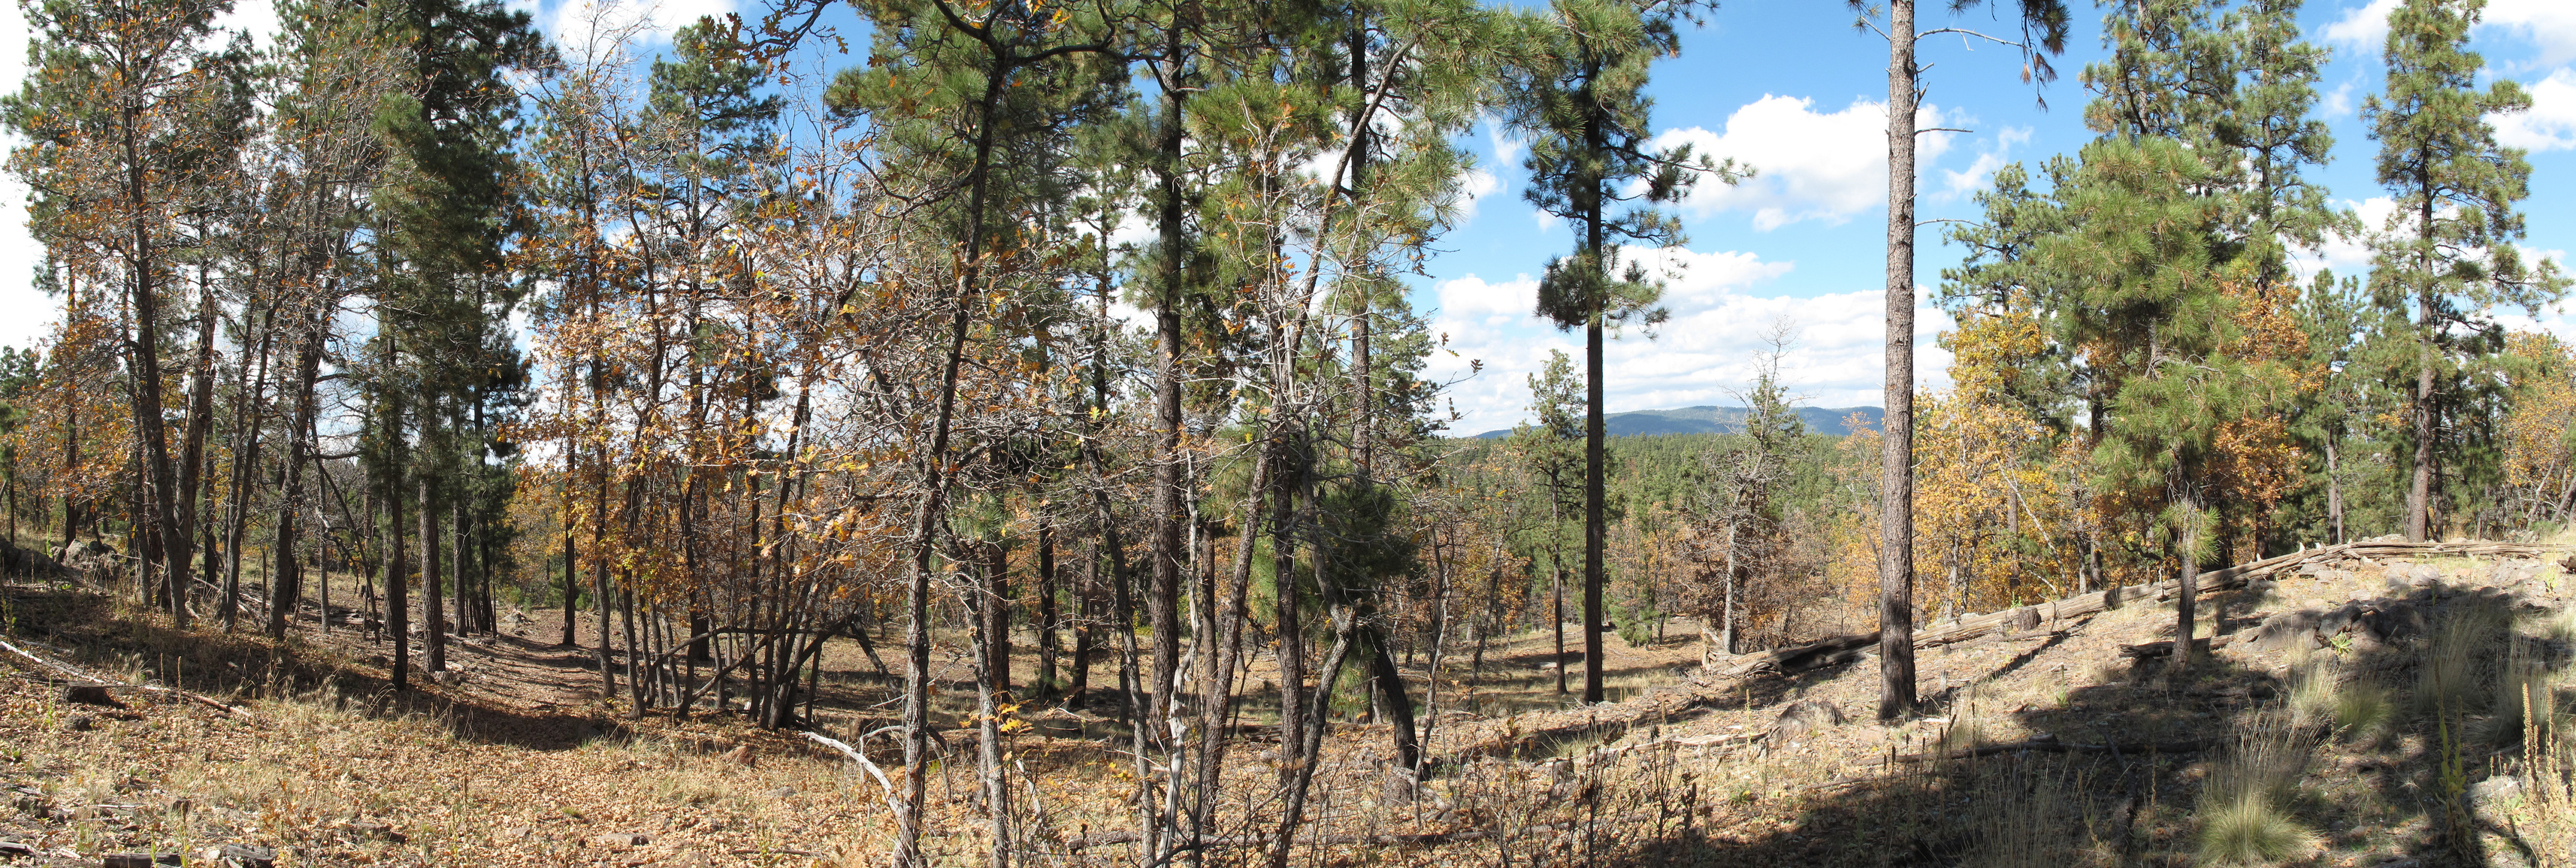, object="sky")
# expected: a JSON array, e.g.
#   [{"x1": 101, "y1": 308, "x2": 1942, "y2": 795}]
[{"x1": 5, "y1": 0, "x2": 2576, "y2": 436}]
